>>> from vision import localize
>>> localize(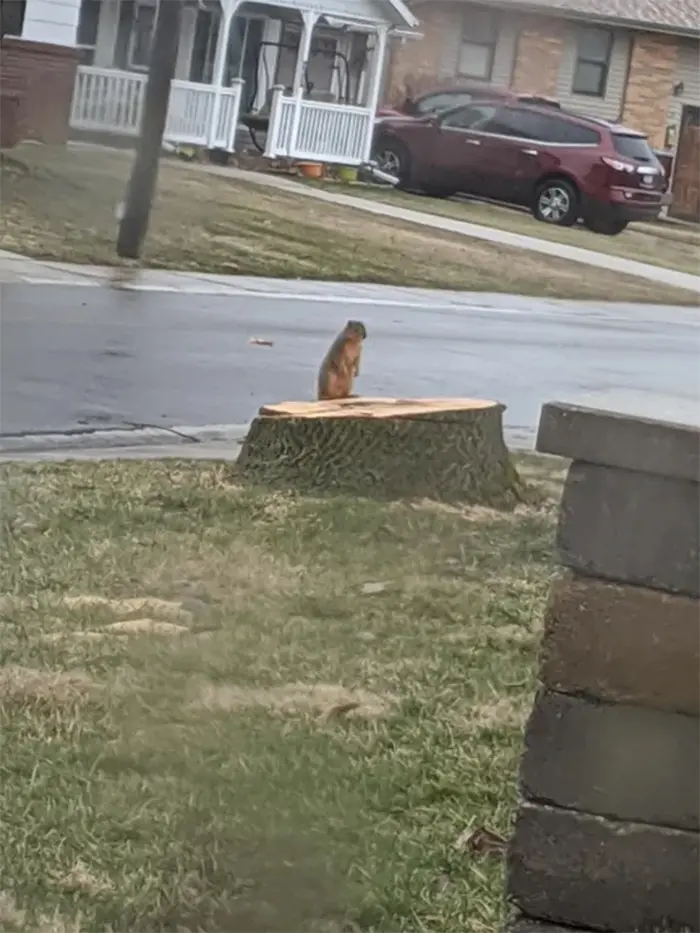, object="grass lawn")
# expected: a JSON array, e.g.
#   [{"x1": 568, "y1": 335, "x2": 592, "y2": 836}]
[
  {"x1": 302, "y1": 179, "x2": 700, "y2": 277},
  {"x1": 0, "y1": 143, "x2": 697, "y2": 305},
  {"x1": 0, "y1": 453, "x2": 566, "y2": 933}
]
